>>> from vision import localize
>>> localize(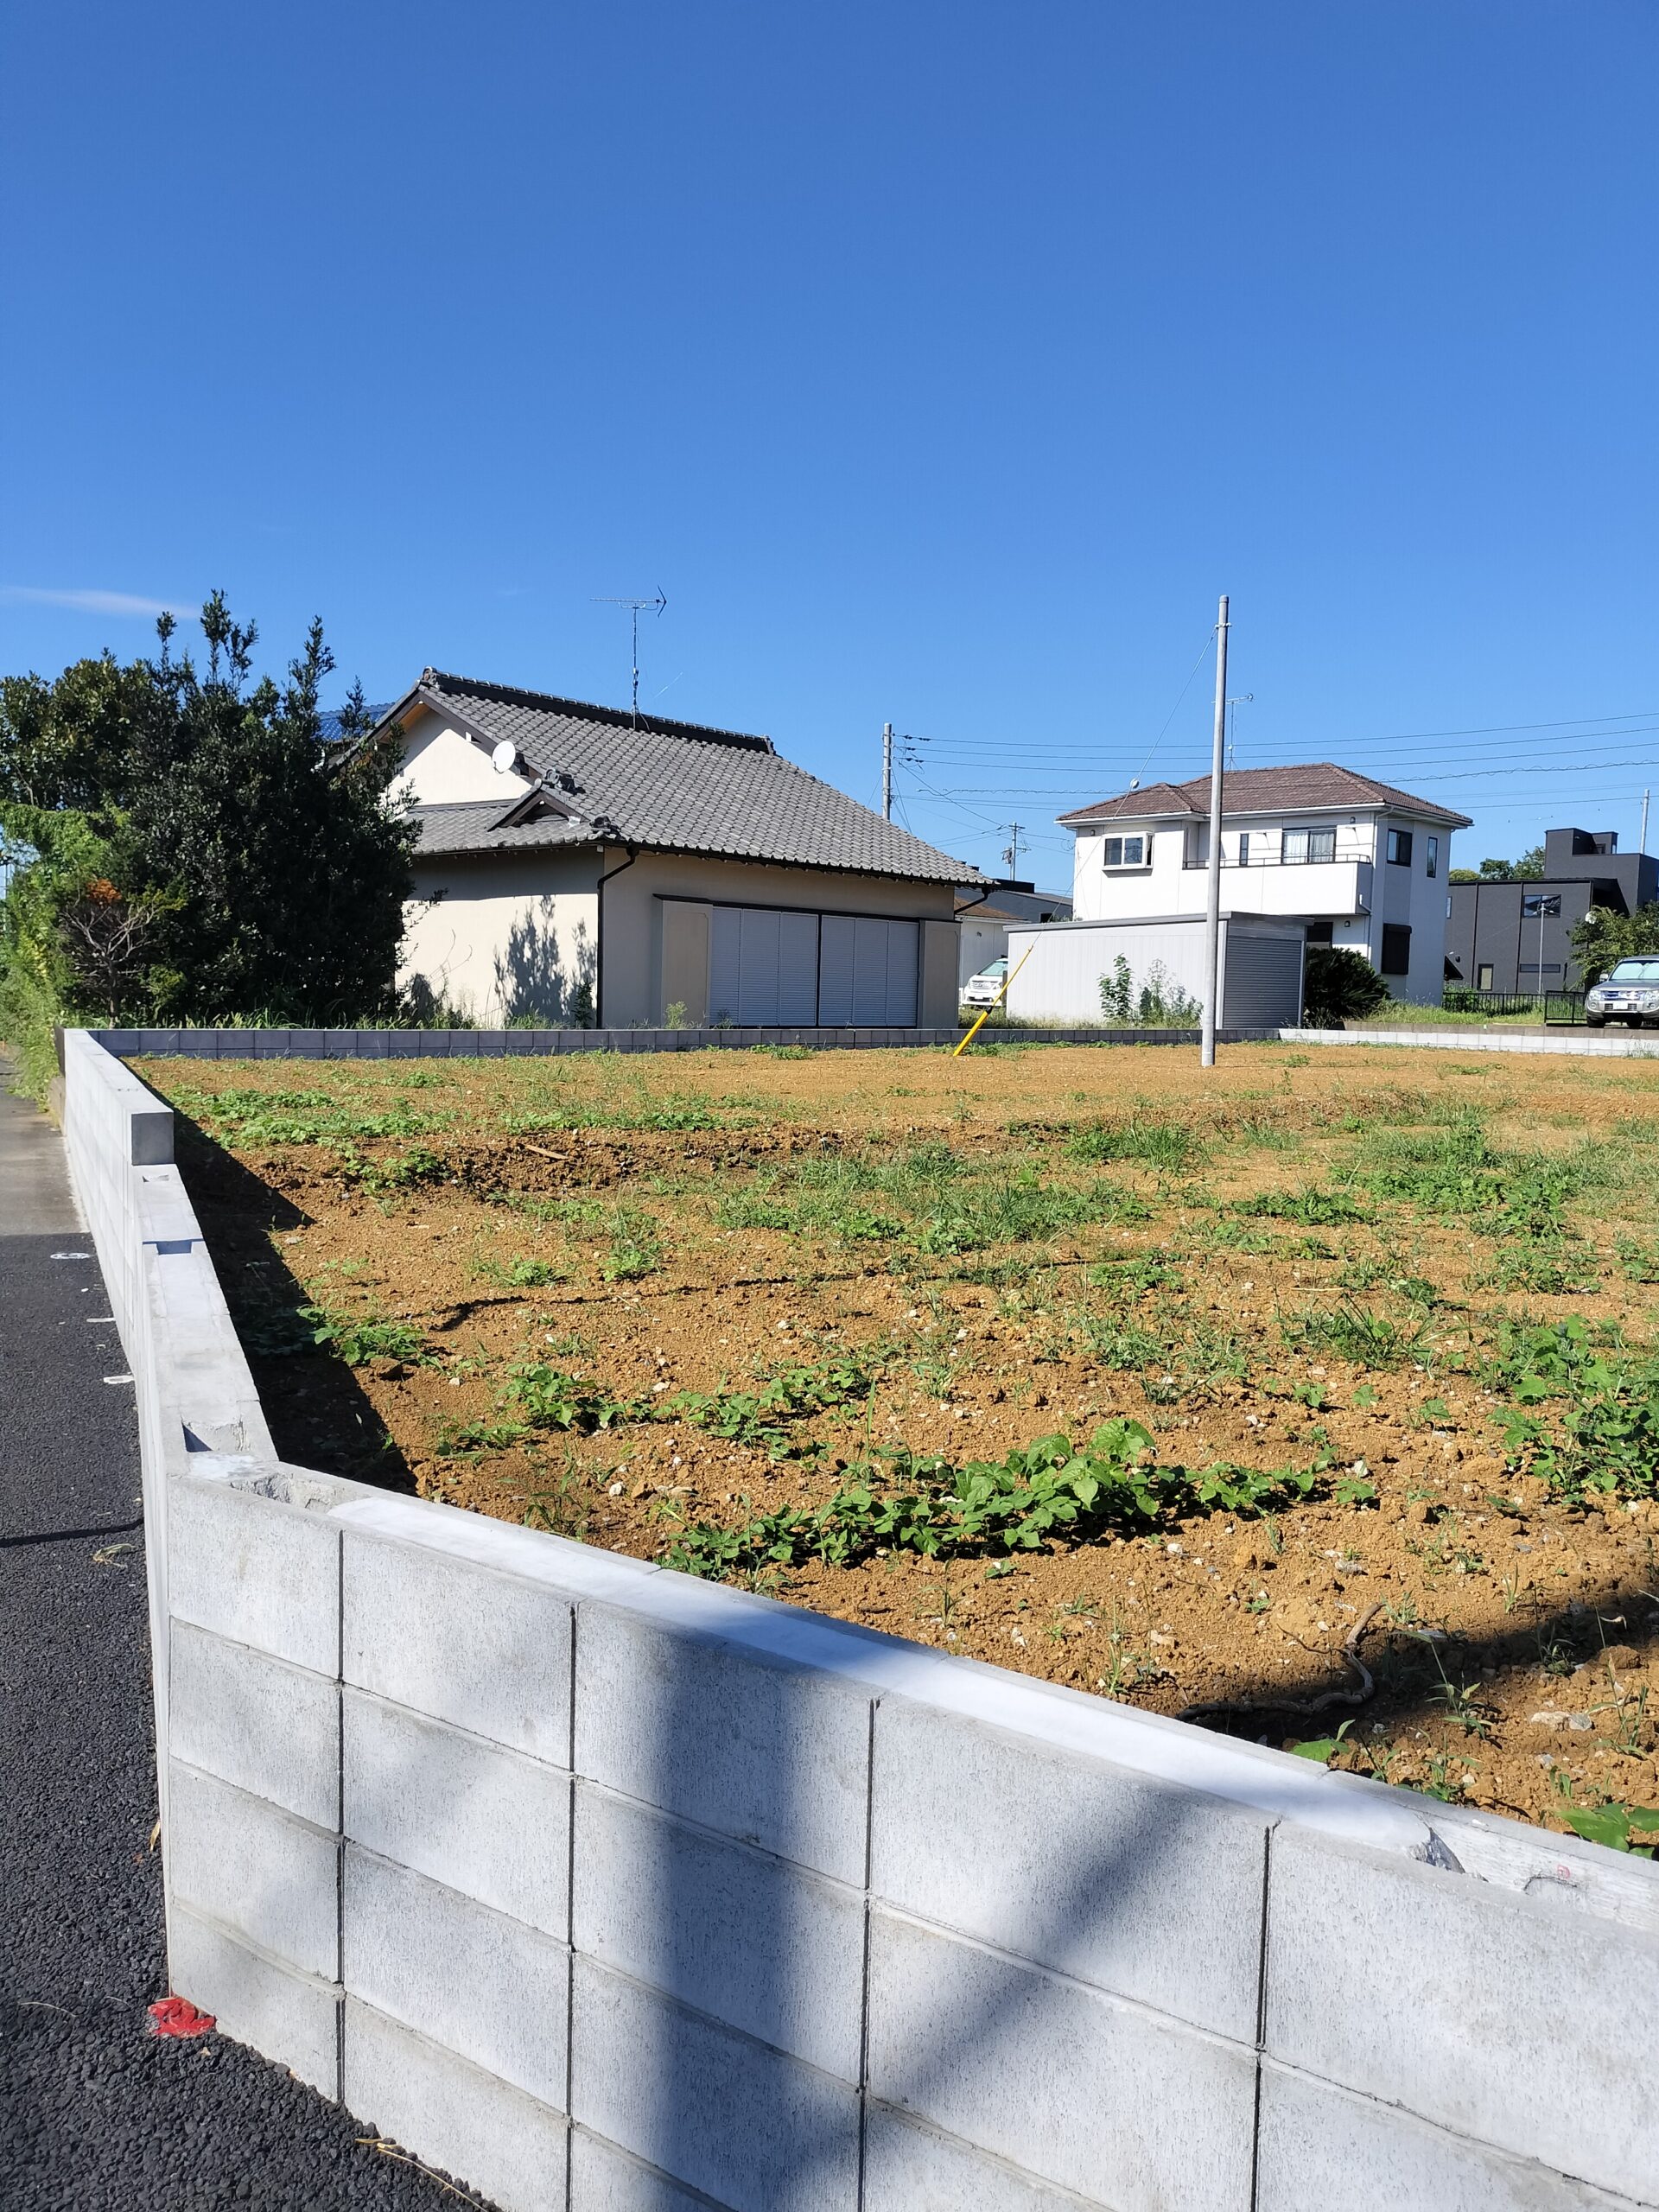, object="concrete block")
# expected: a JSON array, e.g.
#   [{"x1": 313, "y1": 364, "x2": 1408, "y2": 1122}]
[
  {"x1": 574, "y1": 1605, "x2": 870, "y2": 1885},
  {"x1": 1256, "y1": 2063, "x2": 1645, "y2": 2212},
  {"x1": 863, "y1": 2105, "x2": 1094, "y2": 2212},
  {"x1": 168, "y1": 1762, "x2": 339, "y2": 1979},
  {"x1": 1265, "y1": 1822, "x2": 1659, "y2": 2203},
  {"x1": 342, "y1": 1846, "x2": 569, "y2": 2109},
  {"x1": 169, "y1": 1471, "x2": 340, "y2": 1674},
  {"x1": 168, "y1": 1902, "x2": 340, "y2": 2096},
  {"x1": 168, "y1": 1618, "x2": 339, "y2": 1828},
  {"x1": 865, "y1": 1908, "x2": 1255, "y2": 2212},
  {"x1": 572, "y1": 1785, "x2": 862, "y2": 2079},
  {"x1": 870, "y1": 1695, "x2": 1269, "y2": 2040},
  {"x1": 340, "y1": 1526, "x2": 573, "y2": 1763},
  {"x1": 571, "y1": 2129, "x2": 737, "y2": 2210},
  {"x1": 569, "y1": 1955, "x2": 860, "y2": 2212},
  {"x1": 344, "y1": 1688, "x2": 569, "y2": 1936},
  {"x1": 344, "y1": 1998, "x2": 569, "y2": 2212}
]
